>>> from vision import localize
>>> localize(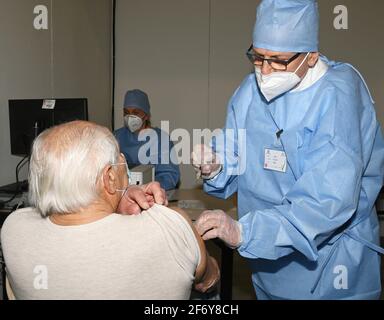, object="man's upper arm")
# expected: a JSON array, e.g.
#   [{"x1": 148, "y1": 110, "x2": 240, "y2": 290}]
[{"x1": 169, "y1": 207, "x2": 207, "y2": 282}]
